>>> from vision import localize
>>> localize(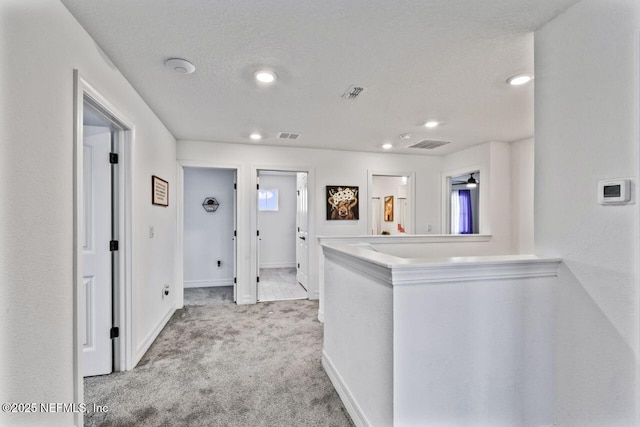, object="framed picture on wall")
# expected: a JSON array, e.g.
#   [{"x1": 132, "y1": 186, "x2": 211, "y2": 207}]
[
  {"x1": 326, "y1": 186, "x2": 359, "y2": 220},
  {"x1": 384, "y1": 195, "x2": 394, "y2": 222},
  {"x1": 152, "y1": 175, "x2": 169, "y2": 207}
]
